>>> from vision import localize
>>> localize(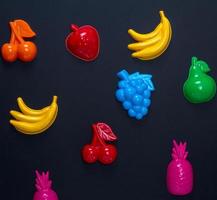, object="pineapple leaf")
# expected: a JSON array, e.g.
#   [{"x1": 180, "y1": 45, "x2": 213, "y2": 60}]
[
  {"x1": 35, "y1": 170, "x2": 52, "y2": 191},
  {"x1": 171, "y1": 140, "x2": 188, "y2": 160}
]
